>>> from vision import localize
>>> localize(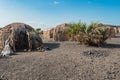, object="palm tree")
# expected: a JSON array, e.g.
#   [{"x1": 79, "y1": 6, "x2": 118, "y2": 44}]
[
  {"x1": 89, "y1": 25, "x2": 109, "y2": 46},
  {"x1": 67, "y1": 22, "x2": 87, "y2": 41}
]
